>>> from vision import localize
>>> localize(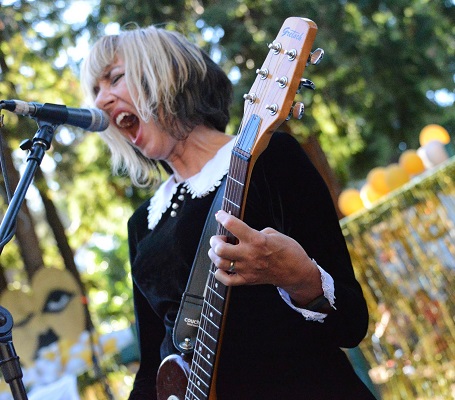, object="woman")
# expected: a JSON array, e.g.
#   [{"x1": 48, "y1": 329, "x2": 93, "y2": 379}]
[{"x1": 81, "y1": 24, "x2": 374, "y2": 399}]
